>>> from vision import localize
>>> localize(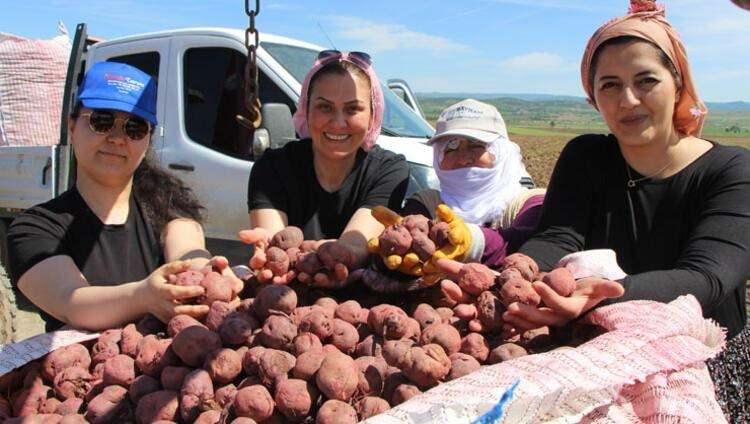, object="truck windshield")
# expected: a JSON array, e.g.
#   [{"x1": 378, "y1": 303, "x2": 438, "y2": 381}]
[{"x1": 262, "y1": 42, "x2": 434, "y2": 139}]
